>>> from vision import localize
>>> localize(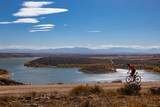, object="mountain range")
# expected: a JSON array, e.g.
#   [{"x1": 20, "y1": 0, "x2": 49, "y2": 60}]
[{"x1": 0, "y1": 47, "x2": 160, "y2": 54}]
